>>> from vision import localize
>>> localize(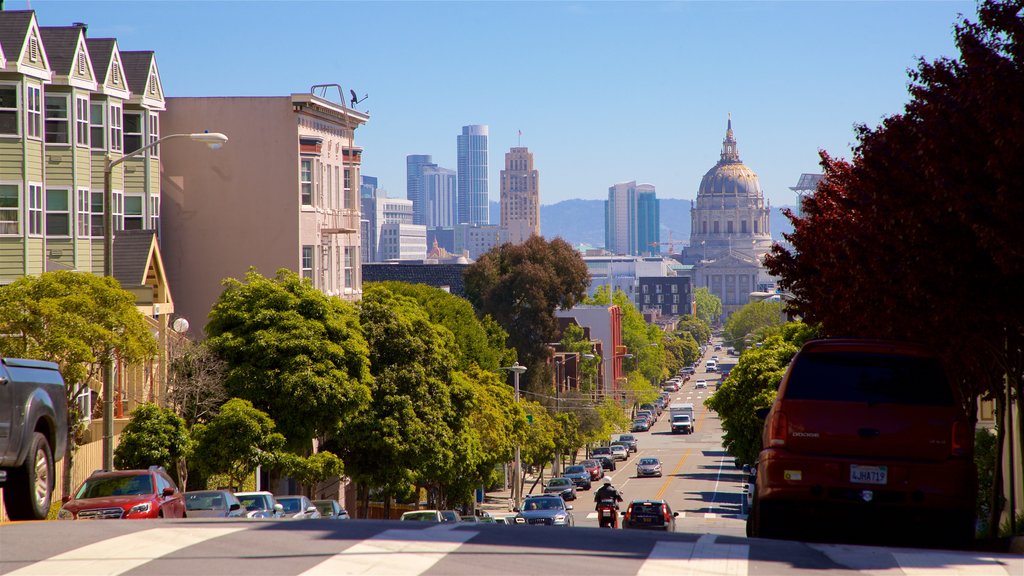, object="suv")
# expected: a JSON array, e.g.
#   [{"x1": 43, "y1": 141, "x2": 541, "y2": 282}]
[
  {"x1": 515, "y1": 495, "x2": 574, "y2": 526},
  {"x1": 236, "y1": 491, "x2": 285, "y2": 518},
  {"x1": 58, "y1": 466, "x2": 185, "y2": 520},
  {"x1": 622, "y1": 499, "x2": 678, "y2": 531},
  {"x1": 748, "y1": 339, "x2": 975, "y2": 546}
]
